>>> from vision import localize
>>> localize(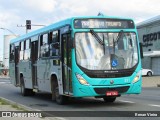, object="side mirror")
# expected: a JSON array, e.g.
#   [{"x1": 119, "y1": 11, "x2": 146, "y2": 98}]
[
  {"x1": 52, "y1": 42, "x2": 59, "y2": 49},
  {"x1": 139, "y1": 42, "x2": 143, "y2": 58}
]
